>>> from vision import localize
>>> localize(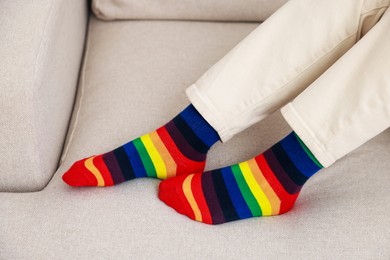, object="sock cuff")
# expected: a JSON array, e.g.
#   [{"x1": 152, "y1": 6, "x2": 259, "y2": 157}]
[
  {"x1": 179, "y1": 104, "x2": 220, "y2": 148},
  {"x1": 280, "y1": 132, "x2": 323, "y2": 178},
  {"x1": 293, "y1": 132, "x2": 323, "y2": 168}
]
